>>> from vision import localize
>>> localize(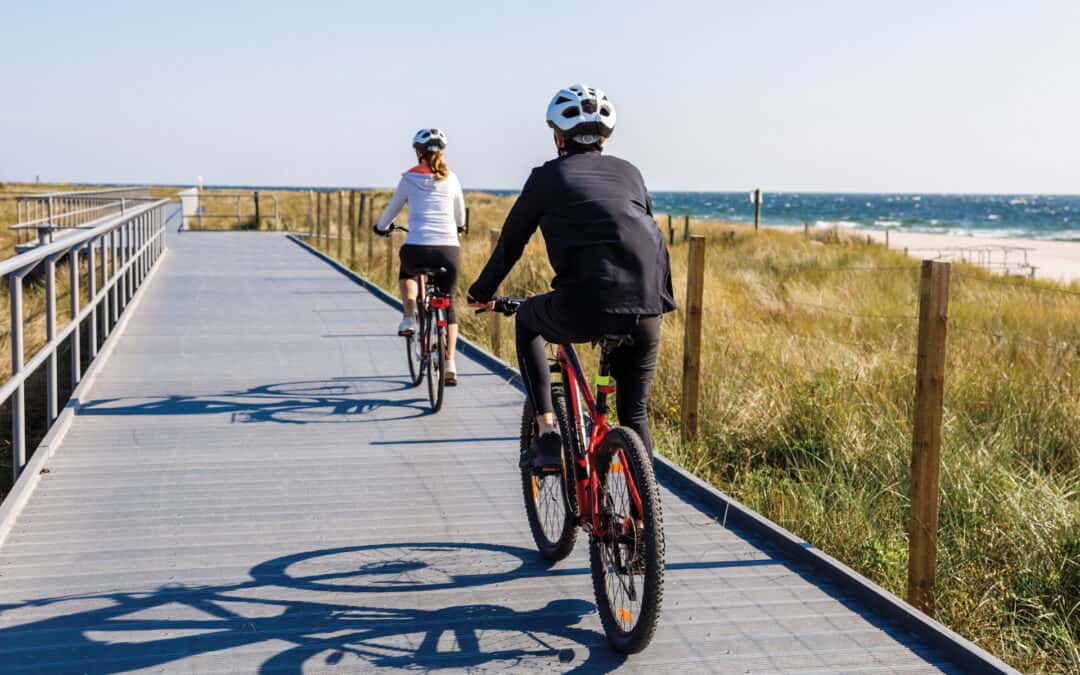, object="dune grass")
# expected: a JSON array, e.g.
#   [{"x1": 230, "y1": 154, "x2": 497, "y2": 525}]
[{"x1": 297, "y1": 188, "x2": 1080, "y2": 673}]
